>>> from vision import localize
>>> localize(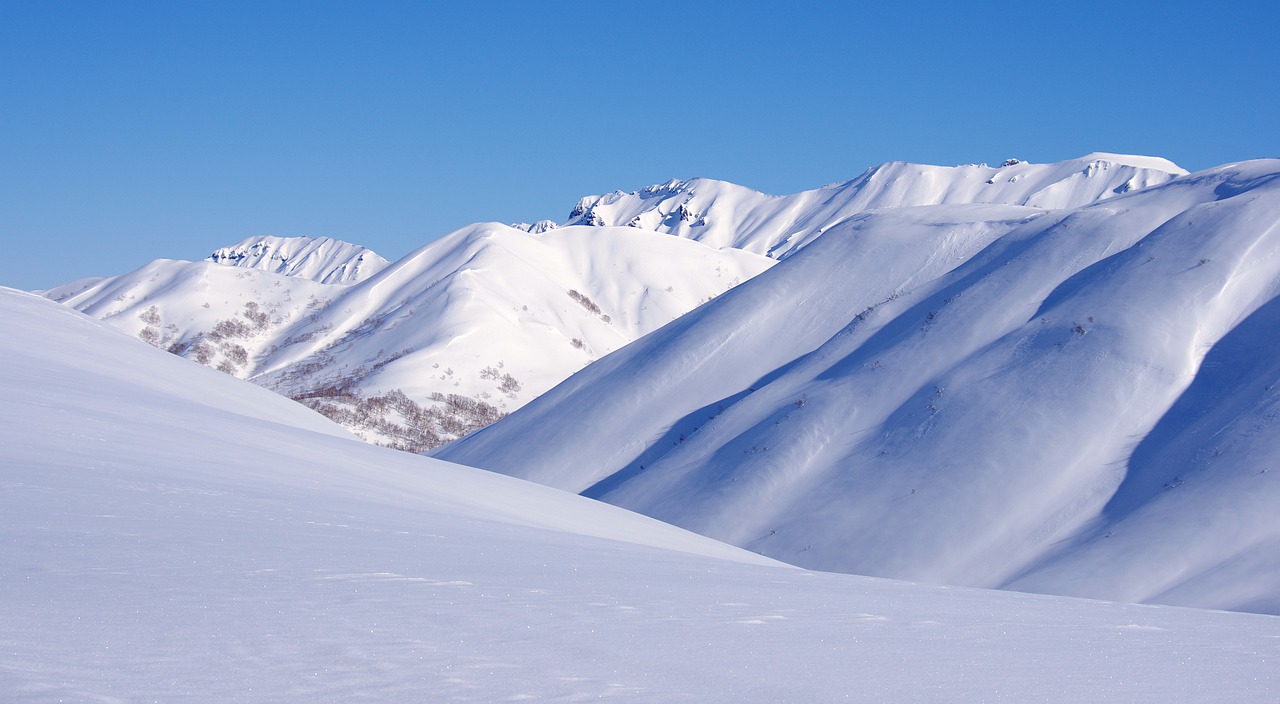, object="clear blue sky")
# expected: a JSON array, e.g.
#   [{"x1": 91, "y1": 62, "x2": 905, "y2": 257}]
[{"x1": 3, "y1": 1, "x2": 1277, "y2": 291}]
